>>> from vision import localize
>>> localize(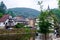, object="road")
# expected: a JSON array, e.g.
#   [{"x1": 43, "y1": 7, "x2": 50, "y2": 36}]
[
  {"x1": 35, "y1": 33, "x2": 43, "y2": 40},
  {"x1": 35, "y1": 35, "x2": 41, "y2": 40},
  {"x1": 35, "y1": 33, "x2": 60, "y2": 40}
]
